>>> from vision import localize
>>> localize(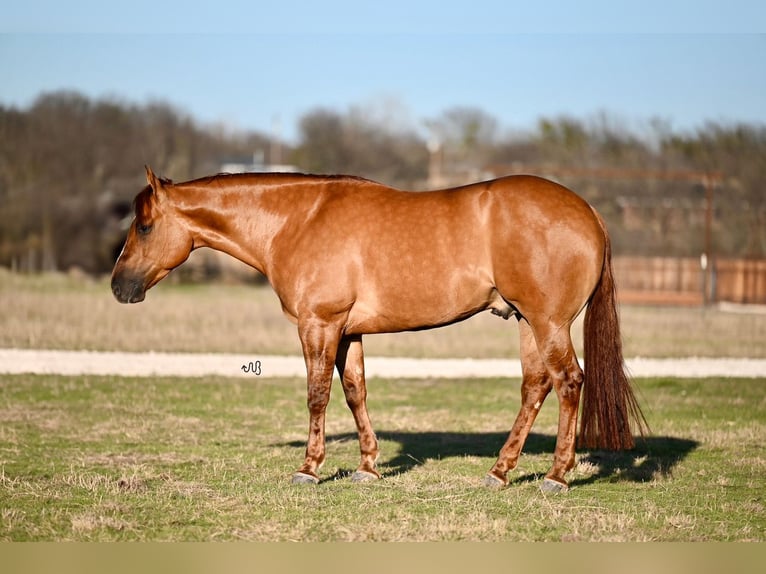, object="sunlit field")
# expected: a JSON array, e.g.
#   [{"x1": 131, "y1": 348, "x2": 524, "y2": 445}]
[
  {"x1": 2, "y1": 269, "x2": 765, "y2": 358},
  {"x1": 2, "y1": 270, "x2": 764, "y2": 541},
  {"x1": 1, "y1": 374, "x2": 763, "y2": 541}
]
